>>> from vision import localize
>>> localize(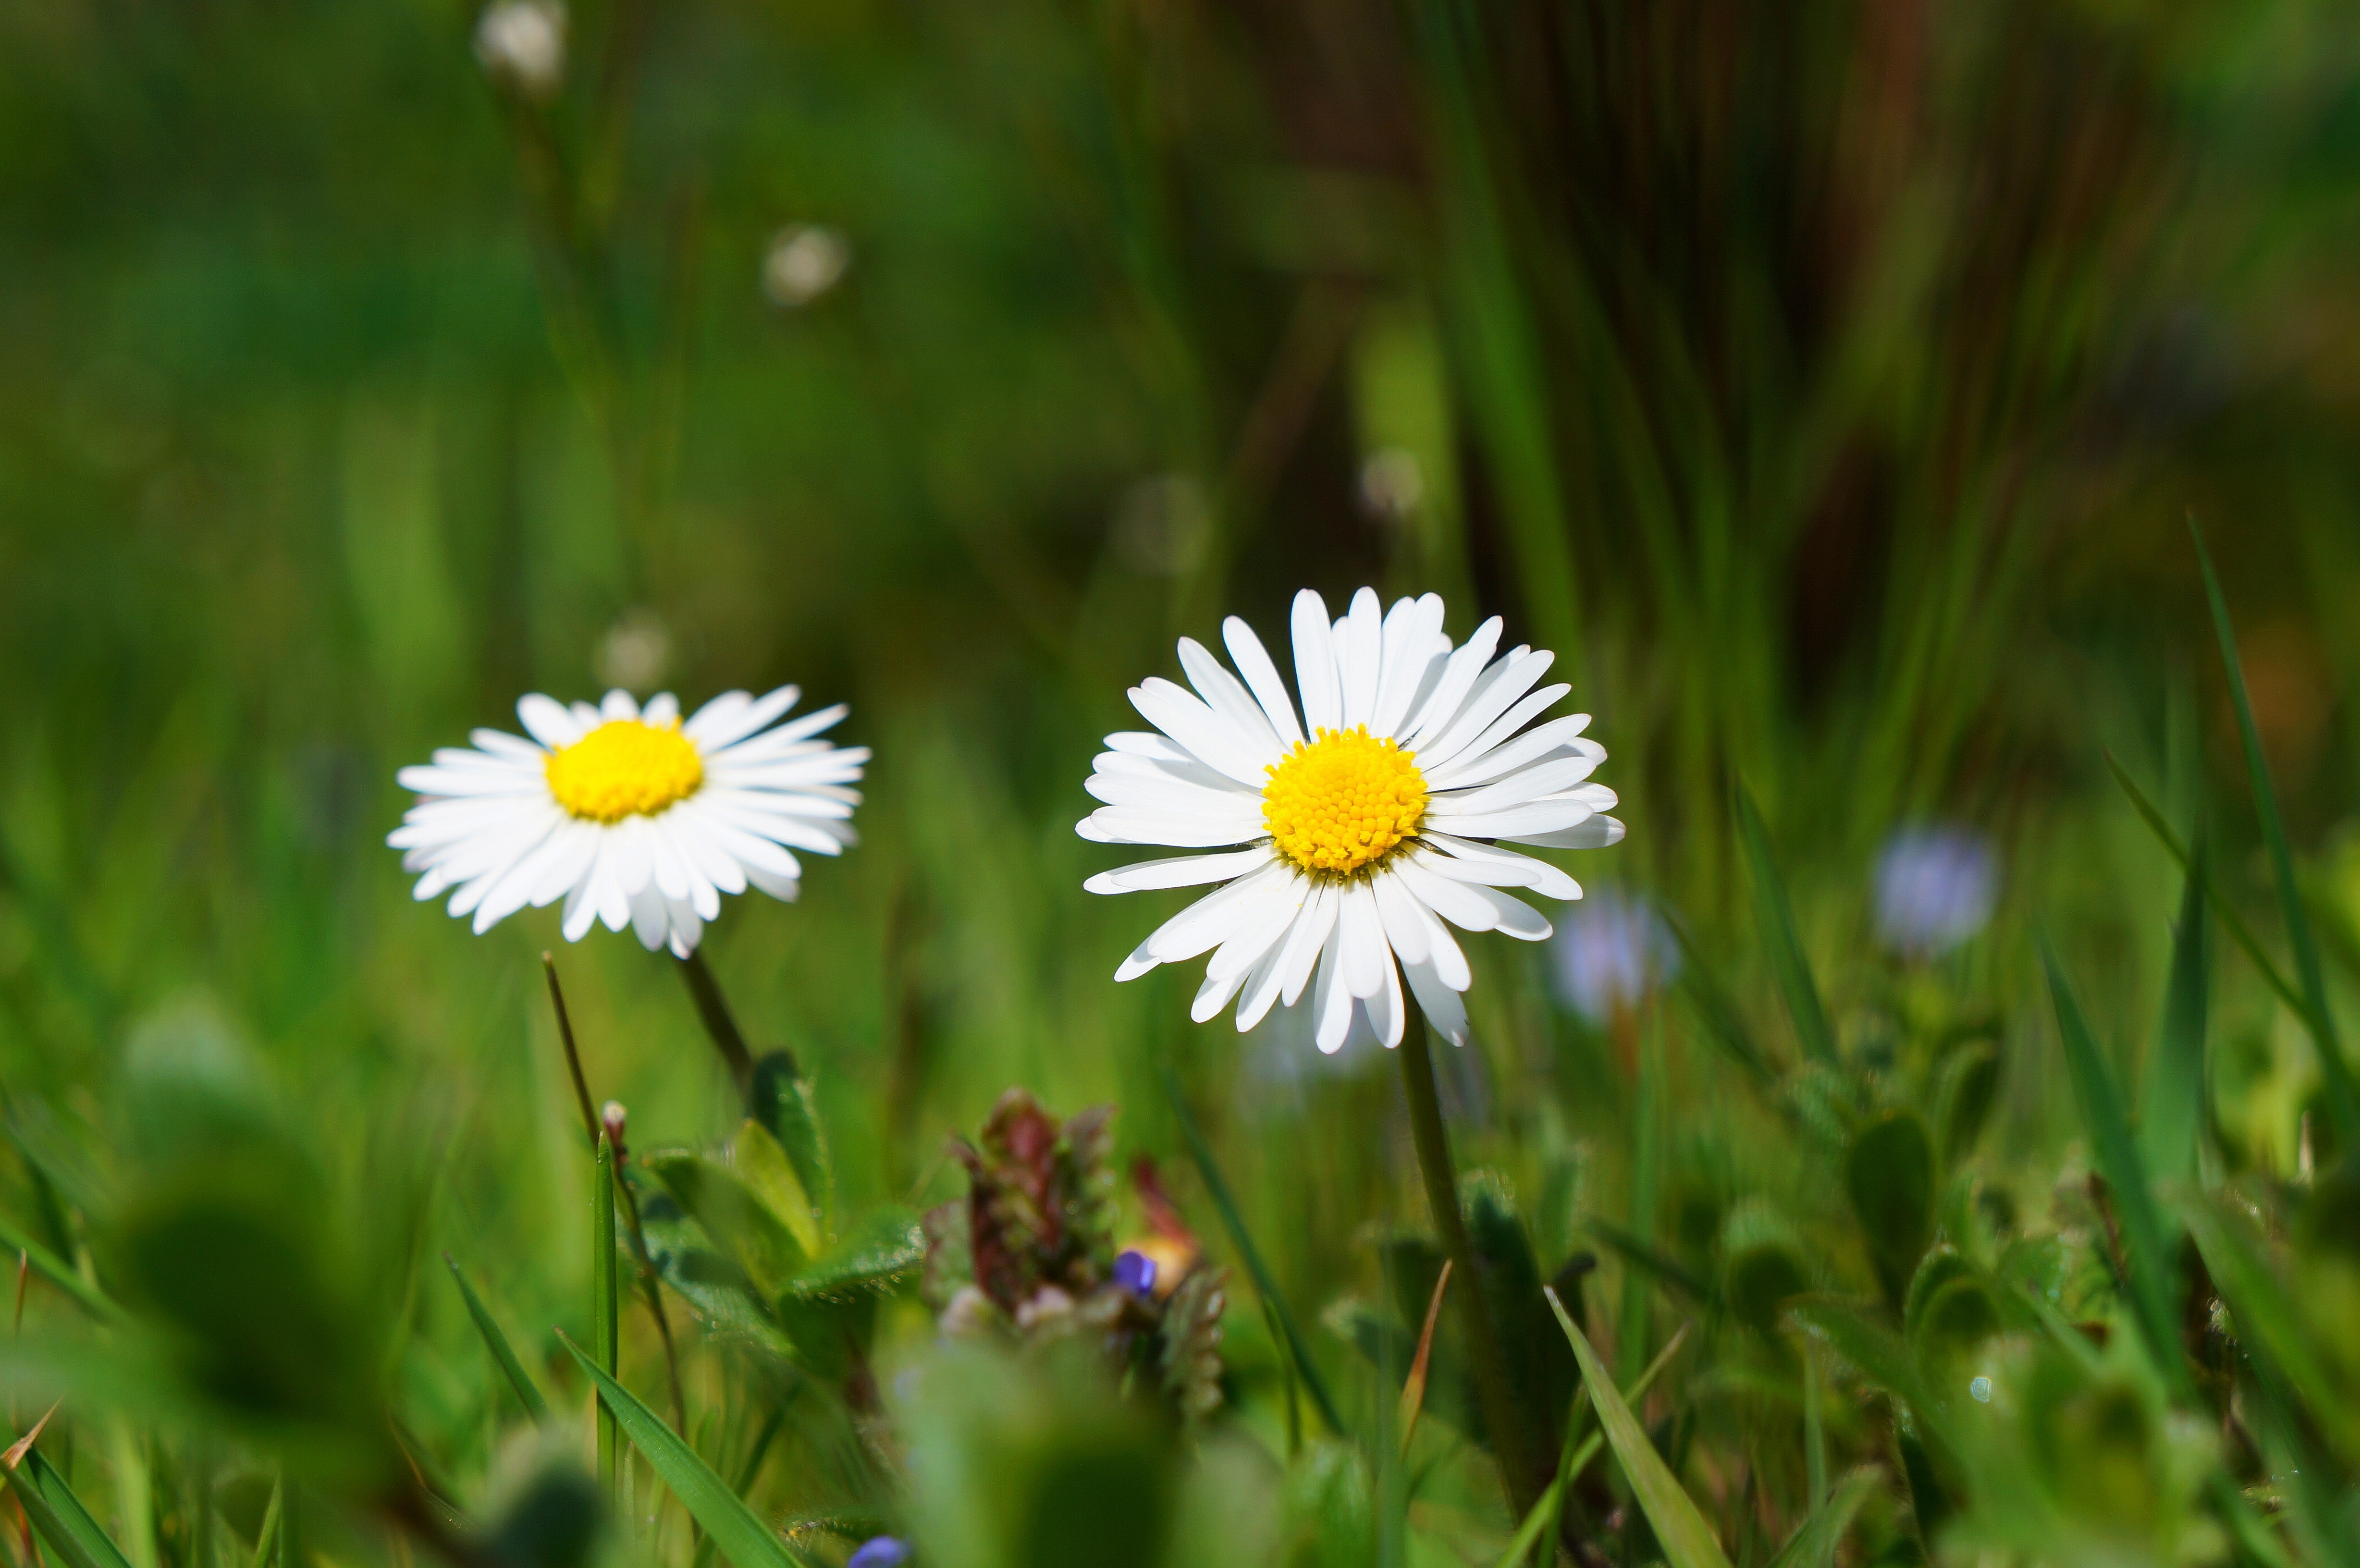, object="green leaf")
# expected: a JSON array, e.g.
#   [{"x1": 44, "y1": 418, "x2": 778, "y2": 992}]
[
  {"x1": 2193, "y1": 523, "x2": 2360, "y2": 1150},
  {"x1": 642, "y1": 1145, "x2": 808, "y2": 1299},
  {"x1": 443, "y1": 1254, "x2": 550, "y2": 1422},
  {"x1": 1765, "y1": 1468, "x2": 1878, "y2": 1568},
  {"x1": 555, "y1": 1333, "x2": 808, "y2": 1568},
  {"x1": 634, "y1": 1191, "x2": 799, "y2": 1363},
  {"x1": 1543, "y1": 1287, "x2": 1733, "y2": 1568},
  {"x1": 2040, "y1": 942, "x2": 2183, "y2": 1396},
  {"x1": 1489, "y1": 1324, "x2": 1692, "y2": 1568},
  {"x1": 746, "y1": 1054, "x2": 832, "y2": 1236},
  {"x1": 1159, "y1": 1064, "x2": 1343, "y2": 1434},
  {"x1": 782, "y1": 1206, "x2": 920, "y2": 1303},
  {"x1": 1844, "y1": 1112, "x2": 1934, "y2": 1306},
  {"x1": 731, "y1": 1120, "x2": 823, "y2": 1262},
  {"x1": 1734, "y1": 781, "x2": 1833, "y2": 1065},
  {"x1": 1931, "y1": 1044, "x2": 2000, "y2": 1168},
  {"x1": 2139, "y1": 833, "x2": 2211, "y2": 1189},
  {"x1": 1783, "y1": 1297, "x2": 1955, "y2": 1457},
  {"x1": 4, "y1": 1438, "x2": 136, "y2": 1568}
]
